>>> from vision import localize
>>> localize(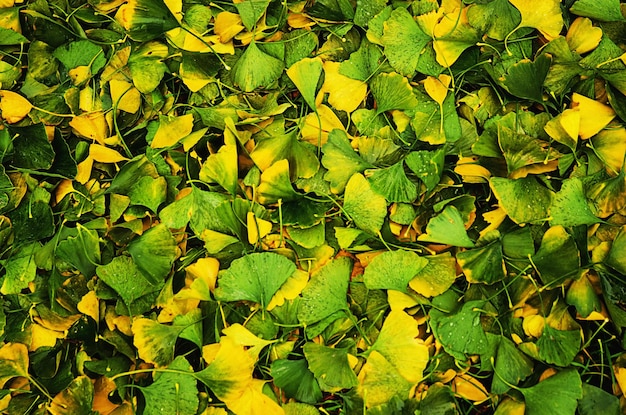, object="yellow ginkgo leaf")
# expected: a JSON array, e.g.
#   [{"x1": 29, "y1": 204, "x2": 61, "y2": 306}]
[
  {"x1": 369, "y1": 310, "x2": 429, "y2": 384},
  {"x1": 214, "y1": 11, "x2": 245, "y2": 43},
  {"x1": 571, "y1": 93, "x2": 616, "y2": 139},
  {"x1": 198, "y1": 337, "x2": 255, "y2": 402},
  {"x1": 75, "y1": 156, "x2": 94, "y2": 184},
  {"x1": 77, "y1": 291, "x2": 99, "y2": 323},
  {"x1": 316, "y1": 61, "x2": 367, "y2": 113},
  {"x1": 544, "y1": 108, "x2": 580, "y2": 150},
  {"x1": 454, "y1": 157, "x2": 491, "y2": 183},
  {"x1": 509, "y1": 0, "x2": 563, "y2": 40},
  {"x1": 70, "y1": 112, "x2": 109, "y2": 144},
  {"x1": 614, "y1": 365, "x2": 626, "y2": 398},
  {"x1": 109, "y1": 79, "x2": 142, "y2": 113},
  {"x1": 0, "y1": 342, "x2": 29, "y2": 388},
  {"x1": 424, "y1": 74, "x2": 452, "y2": 106},
  {"x1": 223, "y1": 379, "x2": 284, "y2": 415},
  {"x1": 566, "y1": 17, "x2": 602, "y2": 55},
  {"x1": 68, "y1": 65, "x2": 91, "y2": 86},
  {"x1": 301, "y1": 104, "x2": 346, "y2": 145},
  {"x1": 30, "y1": 323, "x2": 64, "y2": 351},
  {"x1": 479, "y1": 207, "x2": 507, "y2": 238},
  {"x1": 357, "y1": 350, "x2": 412, "y2": 408},
  {"x1": 247, "y1": 211, "x2": 273, "y2": 244},
  {"x1": 451, "y1": 373, "x2": 490, "y2": 402},
  {"x1": 267, "y1": 269, "x2": 309, "y2": 311},
  {"x1": 522, "y1": 314, "x2": 545, "y2": 338},
  {"x1": 387, "y1": 290, "x2": 419, "y2": 311},
  {"x1": 0, "y1": 90, "x2": 33, "y2": 123},
  {"x1": 151, "y1": 113, "x2": 195, "y2": 148},
  {"x1": 55, "y1": 180, "x2": 76, "y2": 204},
  {"x1": 222, "y1": 323, "x2": 274, "y2": 358},
  {"x1": 176, "y1": 257, "x2": 220, "y2": 301},
  {"x1": 89, "y1": 144, "x2": 129, "y2": 163}
]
